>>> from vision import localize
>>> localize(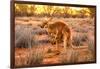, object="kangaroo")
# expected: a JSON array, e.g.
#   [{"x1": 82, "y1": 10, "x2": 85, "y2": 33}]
[
  {"x1": 41, "y1": 17, "x2": 71, "y2": 51},
  {"x1": 47, "y1": 20, "x2": 72, "y2": 51}
]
